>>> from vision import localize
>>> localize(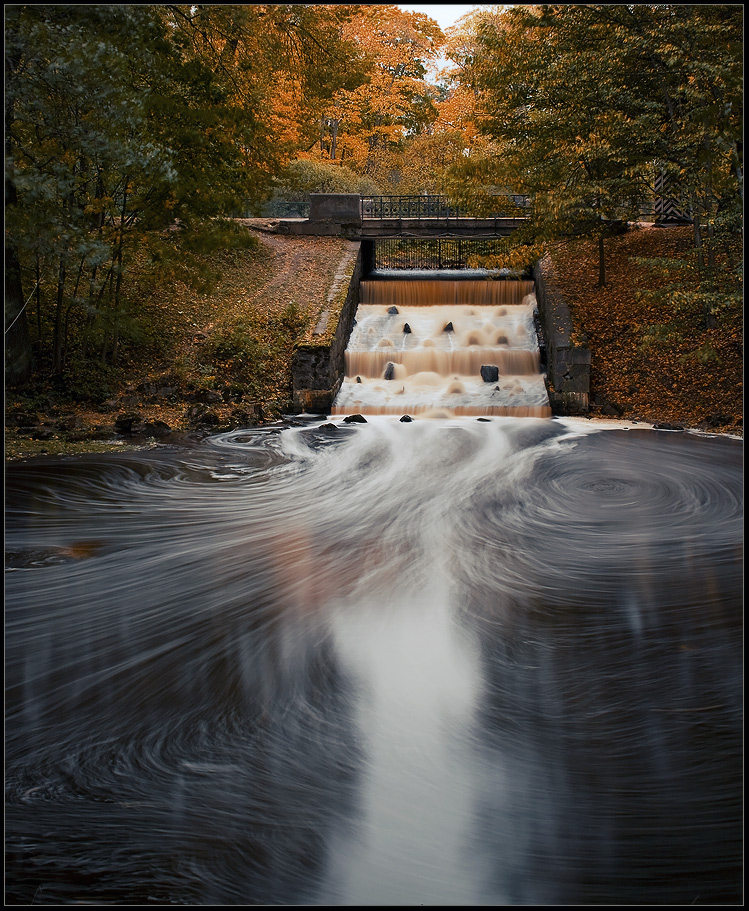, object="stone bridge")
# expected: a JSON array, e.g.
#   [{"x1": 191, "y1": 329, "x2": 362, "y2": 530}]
[{"x1": 273, "y1": 193, "x2": 530, "y2": 240}]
